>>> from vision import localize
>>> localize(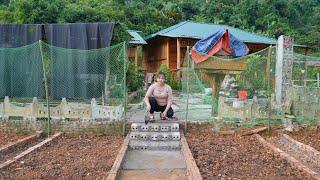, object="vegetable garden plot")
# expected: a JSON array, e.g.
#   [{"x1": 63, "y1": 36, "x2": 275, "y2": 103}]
[
  {"x1": 287, "y1": 128, "x2": 320, "y2": 151},
  {"x1": 0, "y1": 134, "x2": 124, "y2": 179},
  {"x1": 0, "y1": 127, "x2": 33, "y2": 146},
  {"x1": 185, "y1": 124, "x2": 310, "y2": 179}
]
